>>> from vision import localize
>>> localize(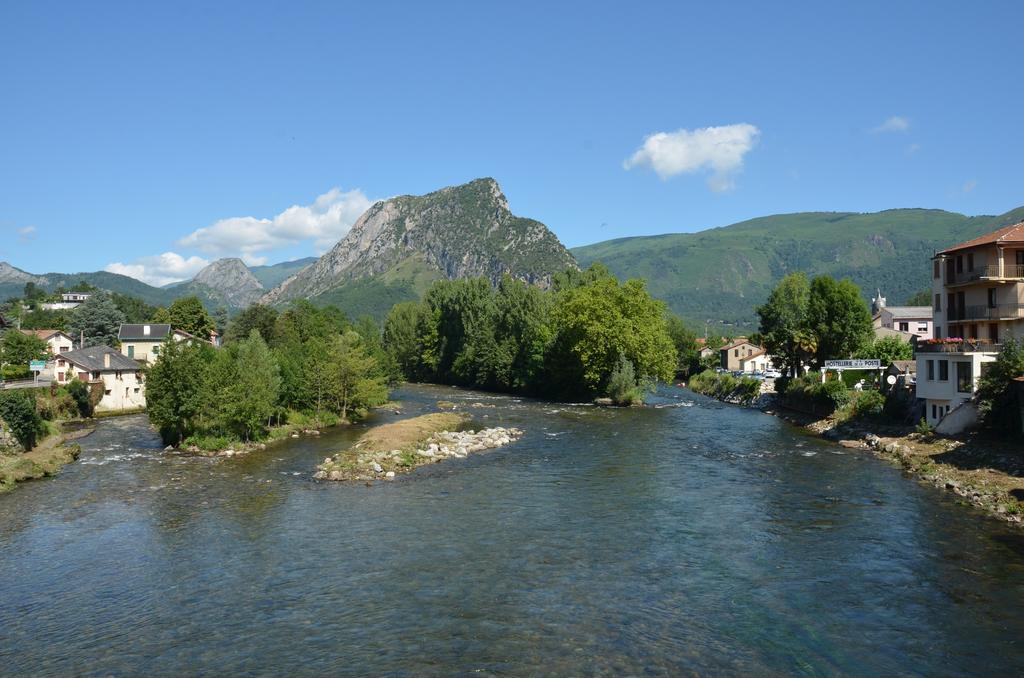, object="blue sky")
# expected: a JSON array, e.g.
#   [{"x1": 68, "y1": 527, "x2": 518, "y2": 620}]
[{"x1": 2, "y1": 1, "x2": 1022, "y2": 285}]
